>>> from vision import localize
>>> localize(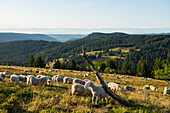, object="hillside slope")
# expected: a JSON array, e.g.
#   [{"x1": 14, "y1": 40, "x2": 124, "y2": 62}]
[
  {"x1": 0, "y1": 33, "x2": 58, "y2": 42},
  {"x1": 0, "y1": 33, "x2": 169, "y2": 66}
]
